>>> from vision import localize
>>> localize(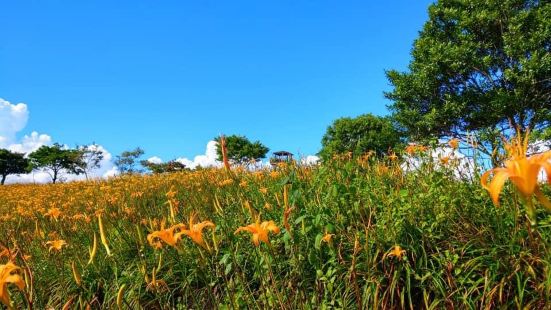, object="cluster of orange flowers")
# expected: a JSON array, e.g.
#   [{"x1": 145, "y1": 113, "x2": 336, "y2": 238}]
[{"x1": 481, "y1": 130, "x2": 551, "y2": 222}]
